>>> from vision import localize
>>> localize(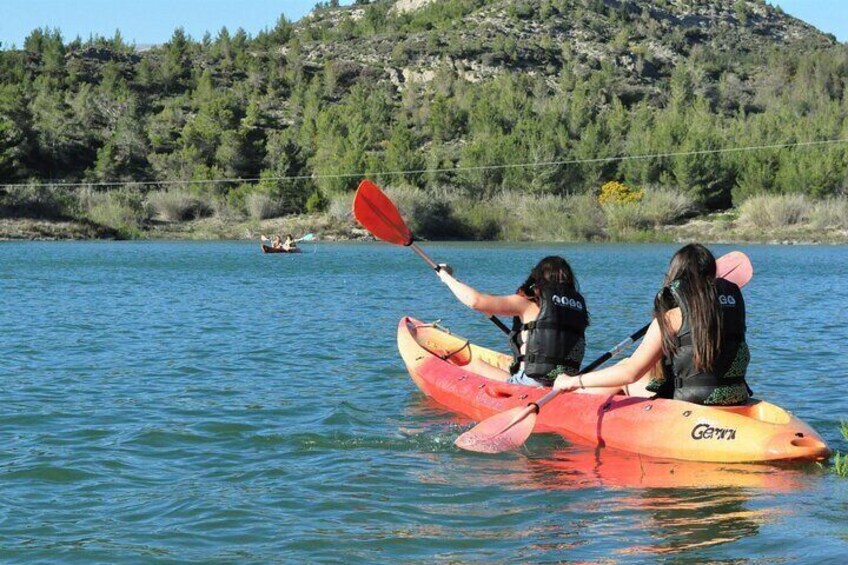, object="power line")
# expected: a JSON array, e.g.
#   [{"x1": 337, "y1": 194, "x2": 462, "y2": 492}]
[{"x1": 2, "y1": 137, "x2": 848, "y2": 190}]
